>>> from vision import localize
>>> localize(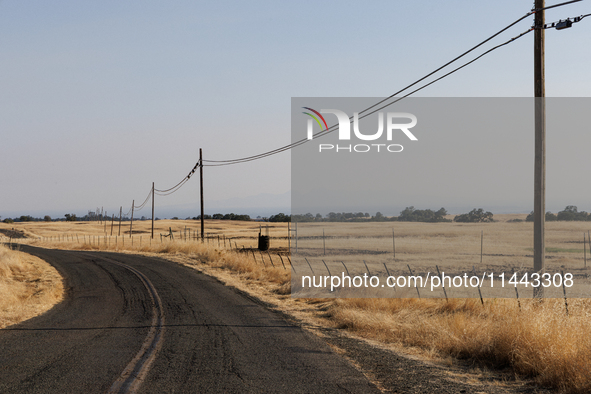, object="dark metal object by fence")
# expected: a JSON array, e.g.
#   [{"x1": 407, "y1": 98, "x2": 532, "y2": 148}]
[{"x1": 258, "y1": 235, "x2": 270, "y2": 251}]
